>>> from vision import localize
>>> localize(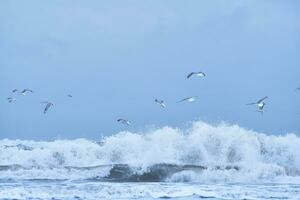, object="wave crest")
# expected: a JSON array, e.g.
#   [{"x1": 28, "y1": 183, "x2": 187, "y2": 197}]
[{"x1": 1, "y1": 121, "x2": 300, "y2": 182}]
